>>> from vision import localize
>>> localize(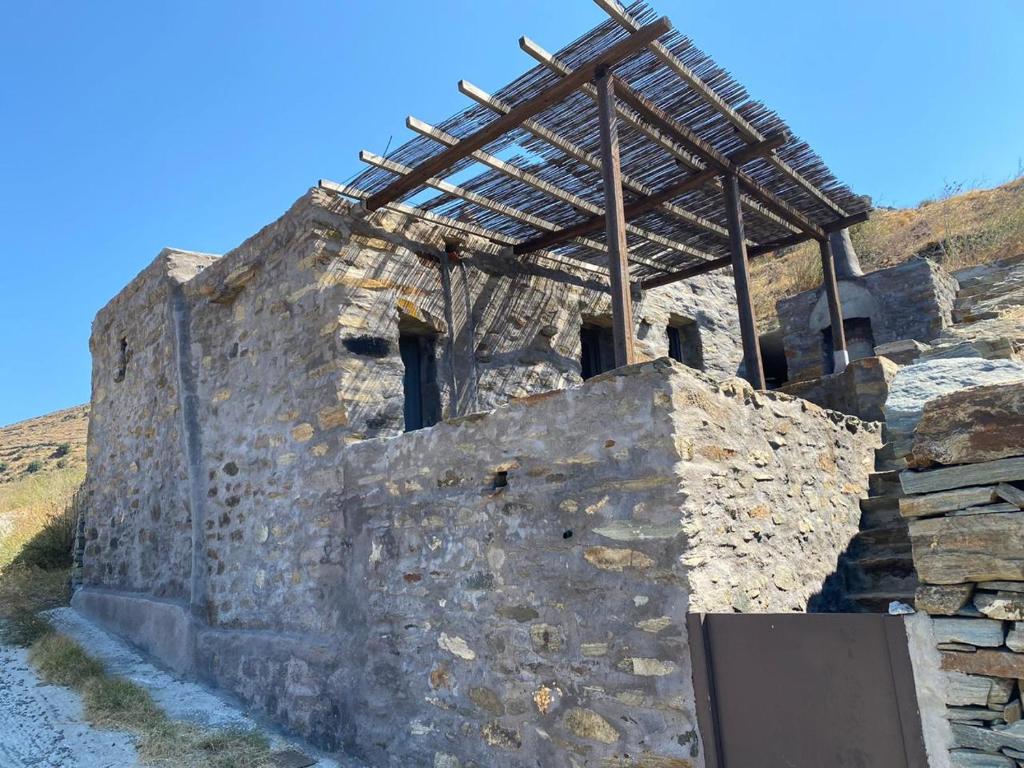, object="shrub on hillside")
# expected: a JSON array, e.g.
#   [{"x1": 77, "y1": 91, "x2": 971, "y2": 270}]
[
  {"x1": 25, "y1": 460, "x2": 43, "y2": 474},
  {"x1": 54, "y1": 443, "x2": 71, "y2": 458},
  {"x1": 12, "y1": 486, "x2": 83, "y2": 570}
]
